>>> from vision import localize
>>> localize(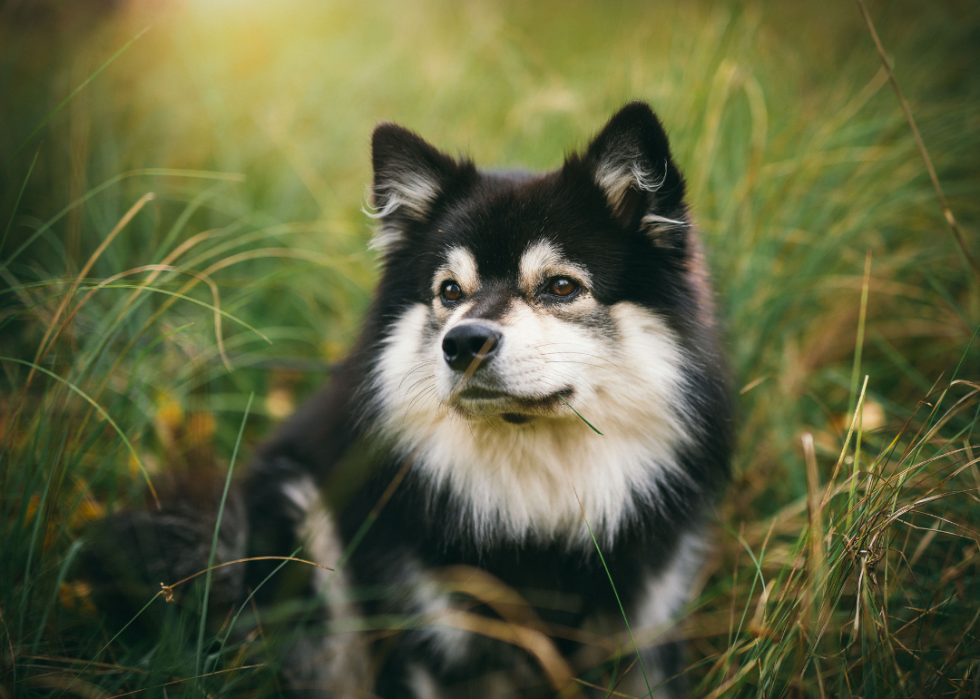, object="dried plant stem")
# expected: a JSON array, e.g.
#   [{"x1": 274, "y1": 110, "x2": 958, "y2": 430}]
[
  {"x1": 848, "y1": 252, "x2": 873, "y2": 418},
  {"x1": 803, "y1": 433, "x2": 825, "y2": 628},
  {"x1": 30, "y1": 193, "x2": 156, "y2": 387},
  {"x1": 854, "y1": 0, "x2": 980, "y2": 283}
]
